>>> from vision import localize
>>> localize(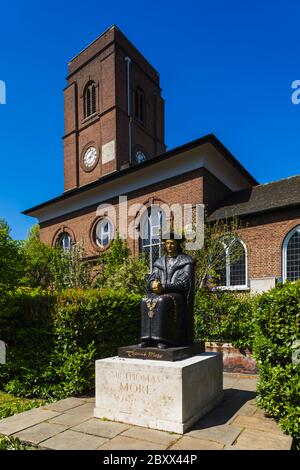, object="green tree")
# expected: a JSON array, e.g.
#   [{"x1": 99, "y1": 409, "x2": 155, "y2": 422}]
[
  {"x1": 20, "y1": 225, "x2": 94, "y2": 291},
  {"x1": 98, "y1": 235, "x2": 130, "y2": 283},
  {"x1": 52, "y1": 241, "x2": 94, "y2": 291},
  {"x1": 0, "y1": 219, "x2": 23, "y2": 292},
  {"x1": 21, "y1": 225, "x2": 54, "y2": 288},
  {"x1": 104, "y1": 255, "x2": 149, "y2": 294},
  {"x1": 93, "y1": 236, "x2": 148, "y2": 293}
]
